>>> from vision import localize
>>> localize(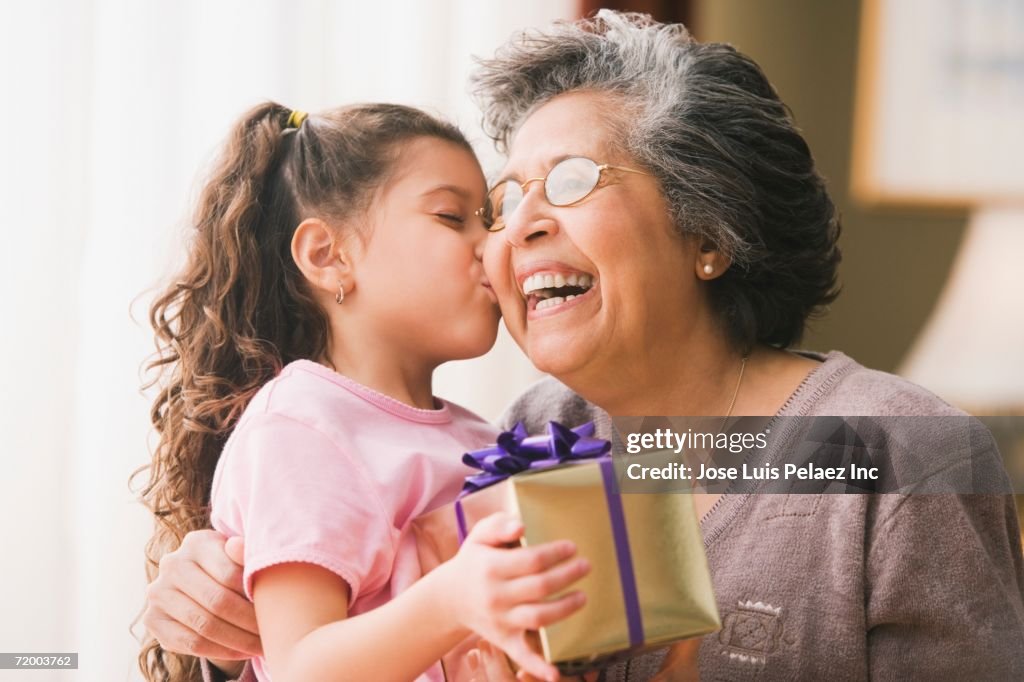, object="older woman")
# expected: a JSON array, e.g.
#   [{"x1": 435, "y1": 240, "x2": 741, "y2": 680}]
[{"x1": 144, "y1": 11, "x2": 1024, "y2": 681}]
